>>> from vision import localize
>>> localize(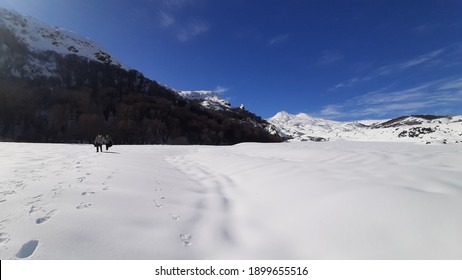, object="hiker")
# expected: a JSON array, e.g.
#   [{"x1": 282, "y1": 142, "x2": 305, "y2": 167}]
[
  {"x1": 105, "y1": 135, "x2": 113, "y2": 151},
  {"x1": 94, "y1": 134, "x2": 104, "y2": 152}
]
